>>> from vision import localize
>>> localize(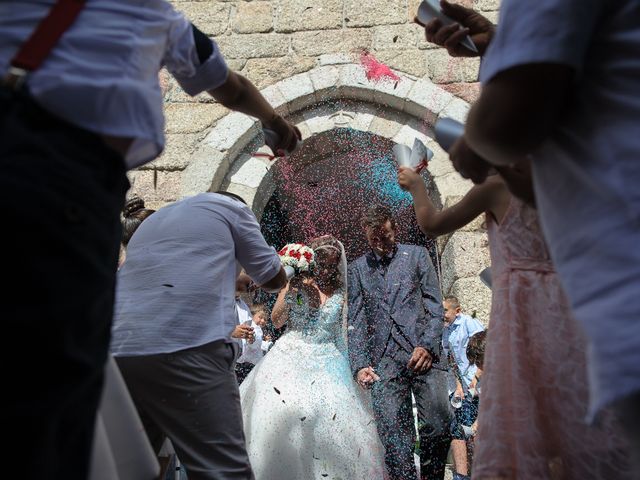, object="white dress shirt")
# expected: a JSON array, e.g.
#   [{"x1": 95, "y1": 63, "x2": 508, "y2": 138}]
[
  {"x1": 111, "y1": 193, "x2": 282, "y2": 357},
  {"x1": 480, "y1": 0, "x2": 640, "y2": 417},
  {"x1": 0, "y1": 1, "x2": 229, "y2": 168},
  {"x1": 236, "y1": 299, "x2": 272, "y2": 365}
]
